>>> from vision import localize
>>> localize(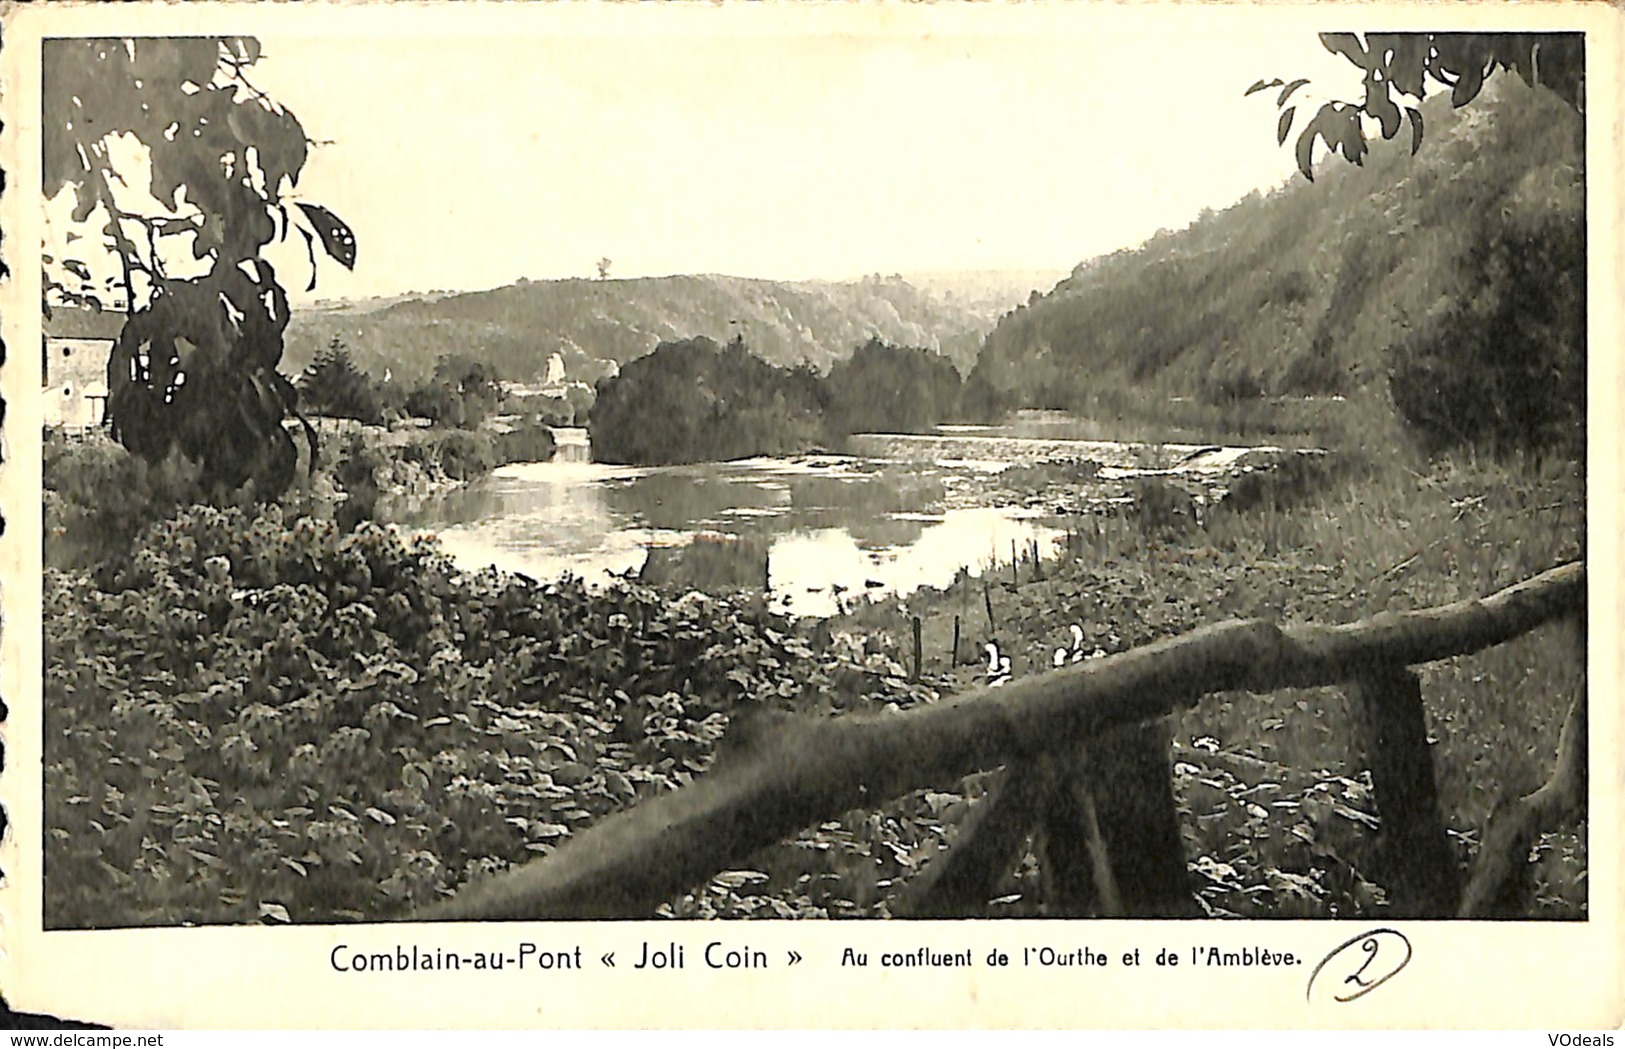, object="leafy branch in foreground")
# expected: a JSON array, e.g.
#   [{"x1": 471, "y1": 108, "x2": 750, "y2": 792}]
[
  {"x1": 1251, "y1": 32, "x2": 1584, "y2": 180},
  {"x1": 44, "y1": 37, "x2": 357, "y2": 496}
]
